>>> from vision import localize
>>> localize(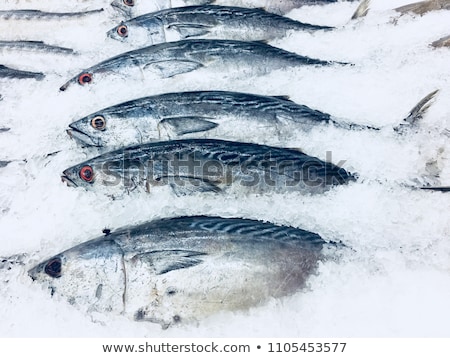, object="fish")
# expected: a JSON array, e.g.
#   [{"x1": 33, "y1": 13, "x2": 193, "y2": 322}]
[
  {"x1": 0, "y1": 8, "x2": 104, "y2": 20},
  {"x1": 111, "y1": 0, "x2": 356, "y2": 17},
  {"x1": 59, "y1": 39, "x2": 345, "y2": 91},
  {"x1": 0, "y1": 41, "x2": 74, "y2": 55},
  {"x1": 61, "y1": 138, "x2": 354, "y2": 196},
  {"x1": 0, "y1": 161, "x2": 10, "y2": 168},
  {"x1": 421, "y1": 186, "x2": 450, "y2": 192},
  {"x1": 431, "y1": 34, "x2": 450, "y2": 48},
  {"x1": 66, "y1": 90, "x2": 376, "y2": 149},
  {"x1": 394, "y1": 0, "x2": 450, "y2": 15},
  {"x1": 106, "y1": 5, "x2": 333, "y2": 47},
  {"x1": 28, "y1": 215, "x2": 341, "y2": 327},
  {"x1": 0, "y1": 65, "x2": 44, "y2": 80}
]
